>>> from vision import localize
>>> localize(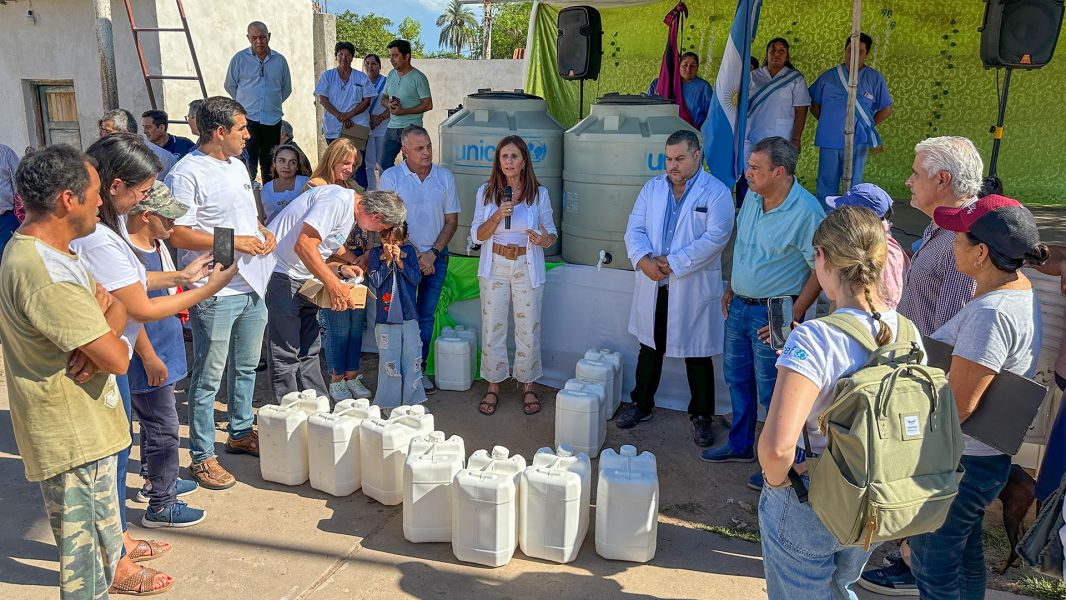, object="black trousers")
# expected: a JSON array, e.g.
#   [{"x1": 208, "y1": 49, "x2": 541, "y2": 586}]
[
  {"x1": 630, "y1": 285, "x2": 715, "y2": 418},
  {"x1": 245, "y1": 120, "x2": 282, "y2": 183}
]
